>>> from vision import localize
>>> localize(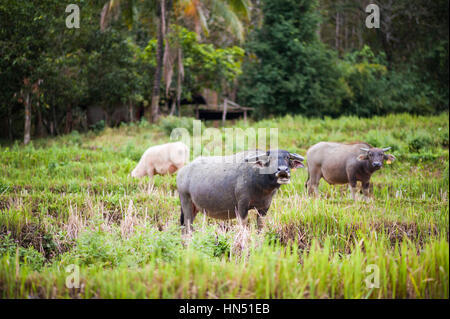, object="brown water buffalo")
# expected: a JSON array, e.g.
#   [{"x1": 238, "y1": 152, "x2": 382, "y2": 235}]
[{"x1": 305, "y1": 142, "x2": 395, "y2": 201}]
